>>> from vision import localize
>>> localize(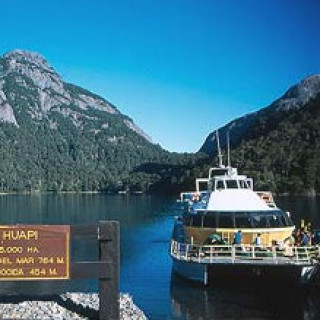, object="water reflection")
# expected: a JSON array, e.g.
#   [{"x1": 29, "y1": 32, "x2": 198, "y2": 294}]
[
  {"x1": 170, "y1": 273, "x2": 320, "y2": 320},
  {"x1": 0, "y1": 193, "x2": 175, "y2": 225}
]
